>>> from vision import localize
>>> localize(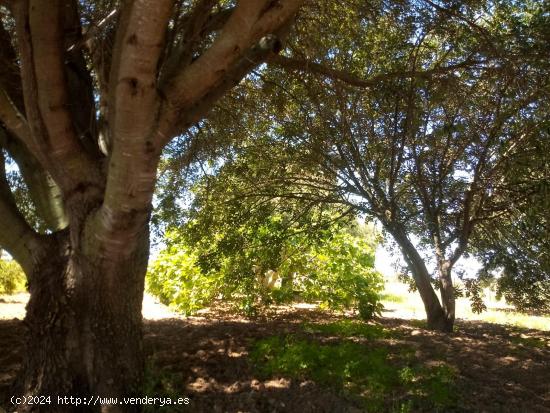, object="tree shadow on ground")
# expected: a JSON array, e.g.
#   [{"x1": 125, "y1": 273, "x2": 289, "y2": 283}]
[{"x1": 1, "y1": 308, "x2": 548, "y2": 412}]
